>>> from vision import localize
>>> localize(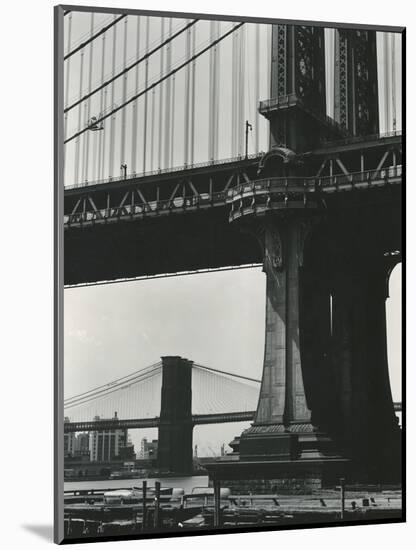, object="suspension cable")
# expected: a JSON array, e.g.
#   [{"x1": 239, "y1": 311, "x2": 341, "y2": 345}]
[
  {"x1": 65, "y1": 22, "x2": 245, "y2": 144},
  {"x1": 64, "y1": 14, "x2": 126, "y2": 60},
  {"x1": 65, "y1": 19, "x2": 198, "y2": 114}
]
